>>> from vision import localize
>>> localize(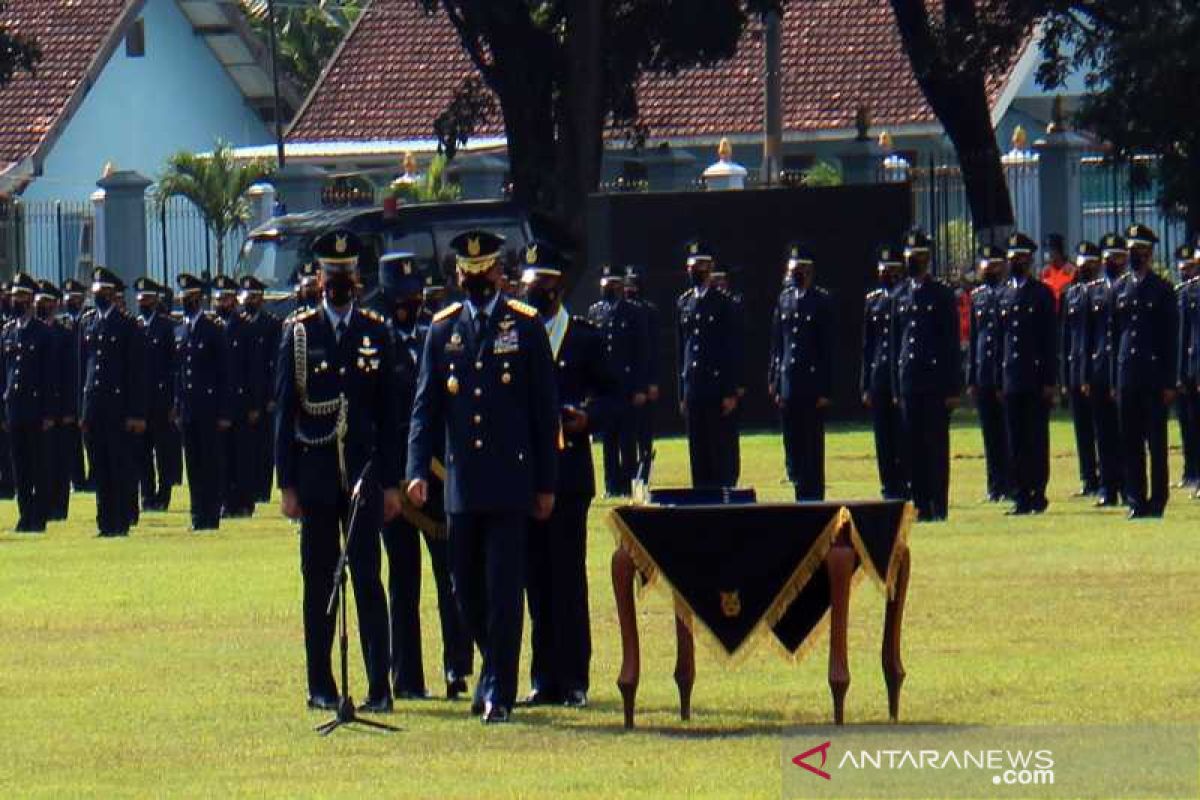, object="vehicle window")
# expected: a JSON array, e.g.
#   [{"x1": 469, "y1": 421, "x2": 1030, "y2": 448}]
[
  {"x1": 383, "y1": 230, "x2": 436, "y2": 274},
  {"x1": 237, "y1": 236, "x2": 308, "y2": 288}
]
